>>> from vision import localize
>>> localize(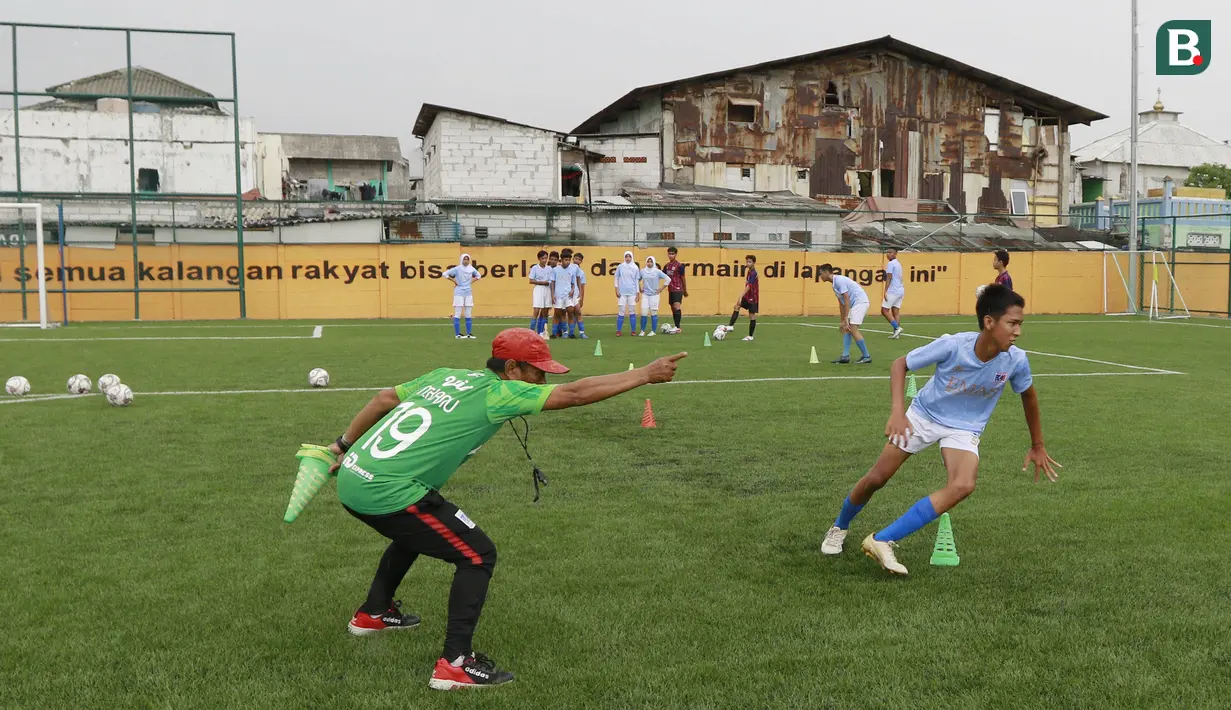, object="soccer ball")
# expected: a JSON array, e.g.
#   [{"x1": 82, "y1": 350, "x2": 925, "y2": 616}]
[
  {"x1": 308, "y1": 368, "x2": 330, "y2": 388},
  {"x1": 5, "y1": 376, "x2": 30, "y2": 396},
  {"x1": 106, "y1": 384, "x2": 134, "y2": 407},
  {"x1": 660, "y1": 323, "x2": 673, "y2": 334},
  {"x1": 712, "y1": 326, "x2": 727, "y2": 341},
  {"x1": 98, "y1": 374, "x2": 121, "y2": 393},
  {"x1": 975, "y1": 284, "x2": 988, "y2": 300},
  {"x1": 67, "y1": 374, "x2": 92, "y2": 395}
]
